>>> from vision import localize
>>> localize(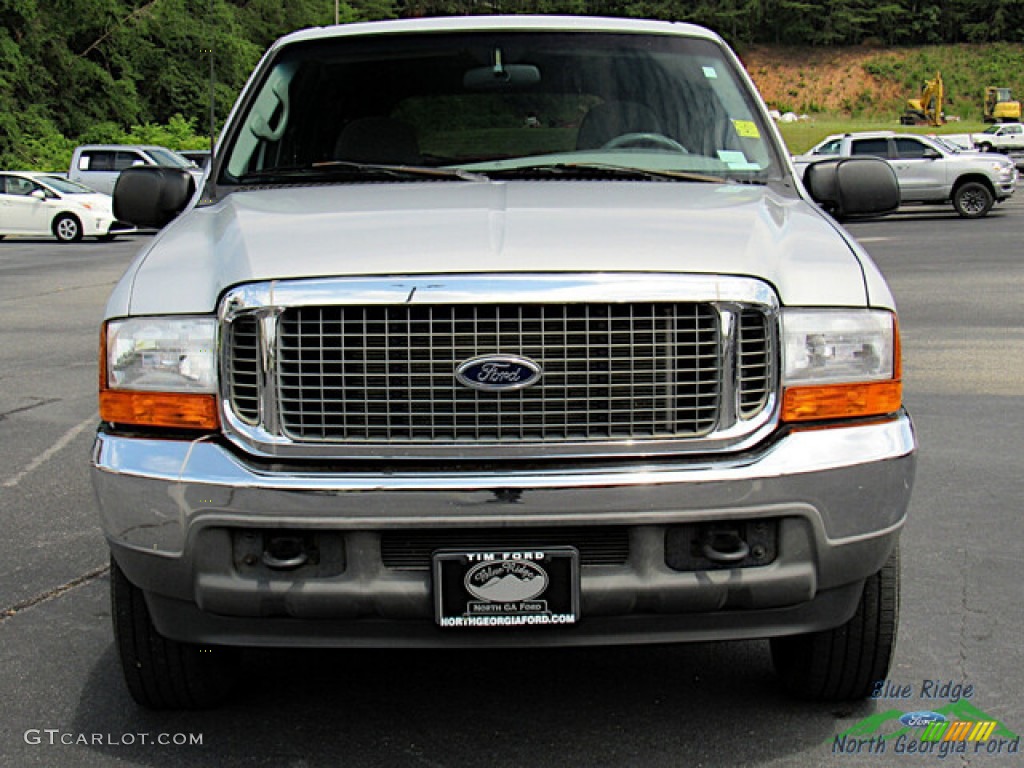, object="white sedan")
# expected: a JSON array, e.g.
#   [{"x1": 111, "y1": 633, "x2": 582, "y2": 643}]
[{"x1": 0, "y1": 171, "x2": 132, "y2": 242}]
